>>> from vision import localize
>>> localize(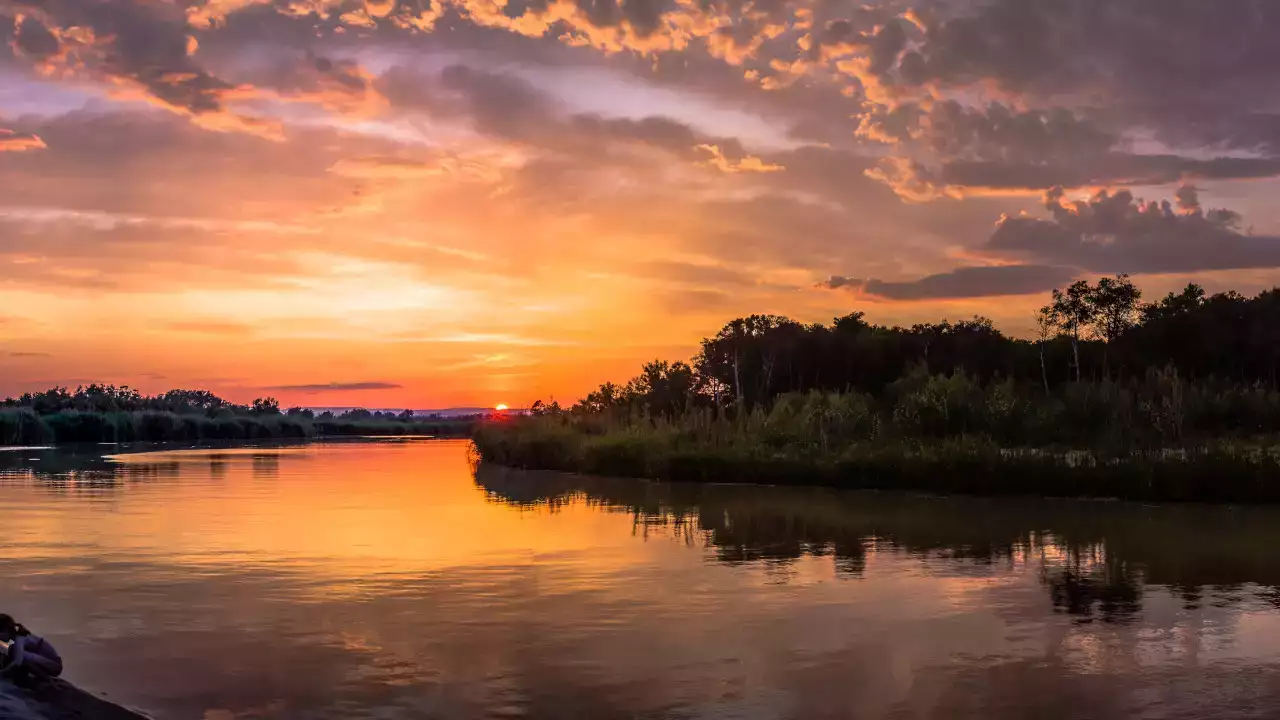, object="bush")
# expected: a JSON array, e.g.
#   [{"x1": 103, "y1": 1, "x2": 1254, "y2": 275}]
[{"x1": 0, "y1": 408, "x2": 49, "y2": 445}]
